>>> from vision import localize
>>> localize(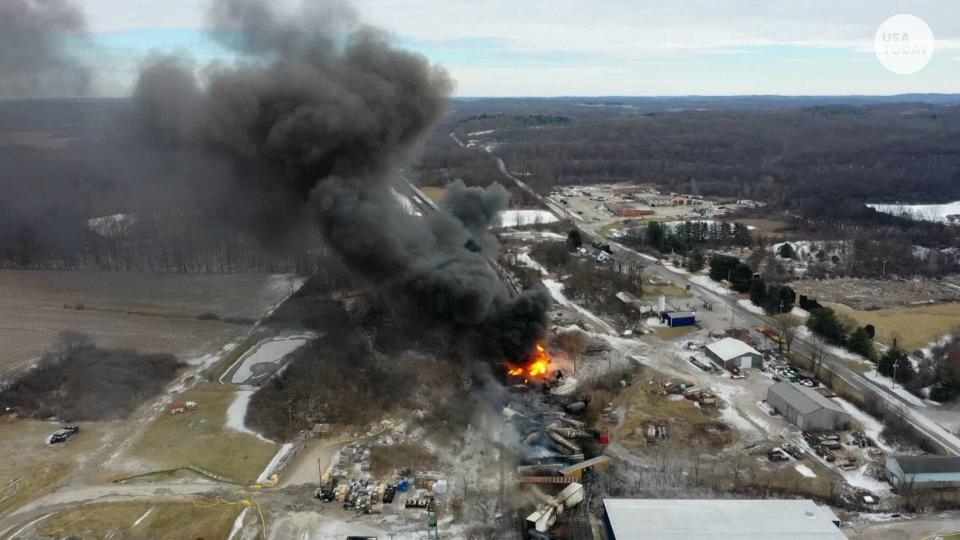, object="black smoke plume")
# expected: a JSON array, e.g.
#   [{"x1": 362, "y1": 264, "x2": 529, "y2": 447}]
[
  {"x1": 129, "y1": 0, "x2": 550, "y2": 361},
  {"x1": 0, "y1": 0, "x2": 90, "y2": 99}
]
